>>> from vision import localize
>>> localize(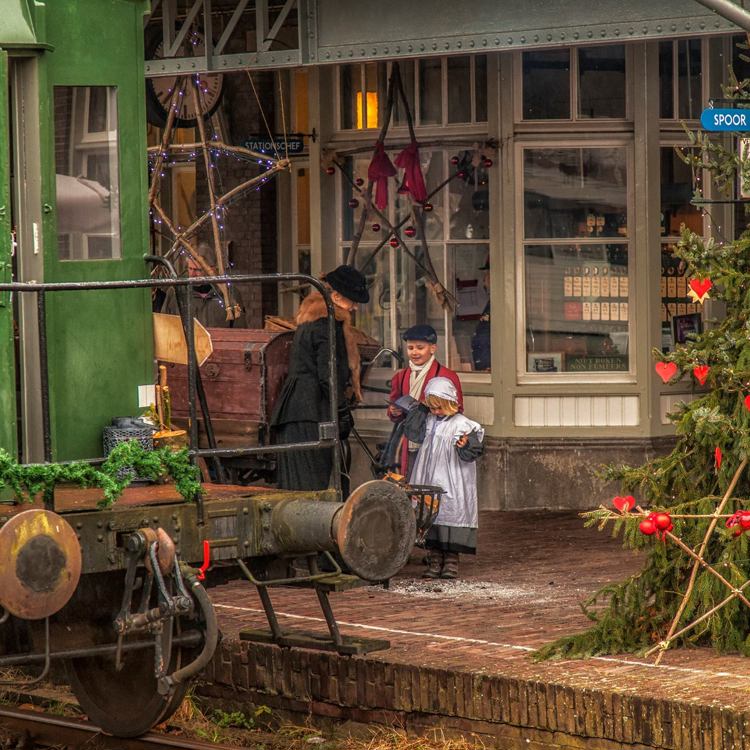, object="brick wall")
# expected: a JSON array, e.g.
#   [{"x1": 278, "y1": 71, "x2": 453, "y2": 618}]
[
  {"x1": 200, "y1": 640, "x2": 746, "y2": 750},
  {"x1": 195, "y1": 70, "x2": 278, "y2": 328}
]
